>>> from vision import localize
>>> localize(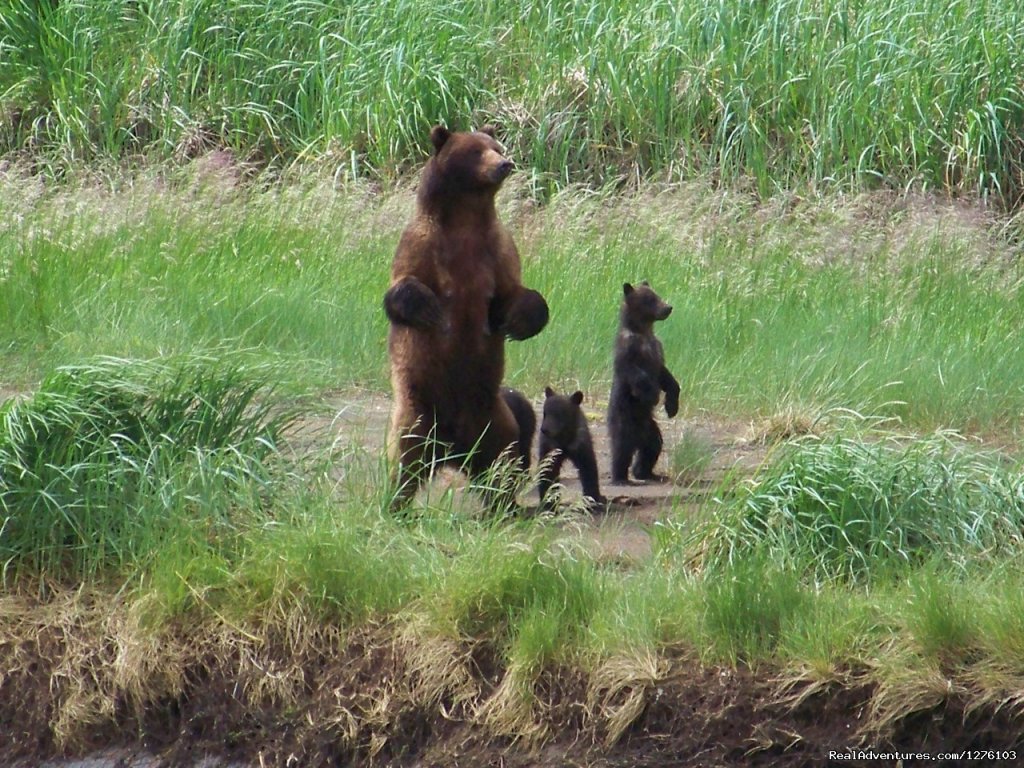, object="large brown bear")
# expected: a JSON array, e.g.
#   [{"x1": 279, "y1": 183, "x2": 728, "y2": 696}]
[{"x1": 384, "y1": 125, "x2": 548, "y2": 509}]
